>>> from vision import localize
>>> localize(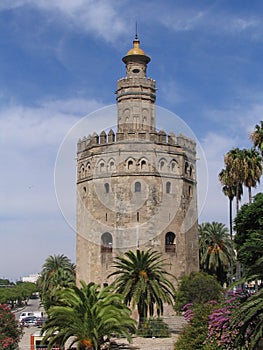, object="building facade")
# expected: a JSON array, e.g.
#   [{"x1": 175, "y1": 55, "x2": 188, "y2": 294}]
[{"x1": 76, "y1": 37, "x2": 199, "y2": 286}]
